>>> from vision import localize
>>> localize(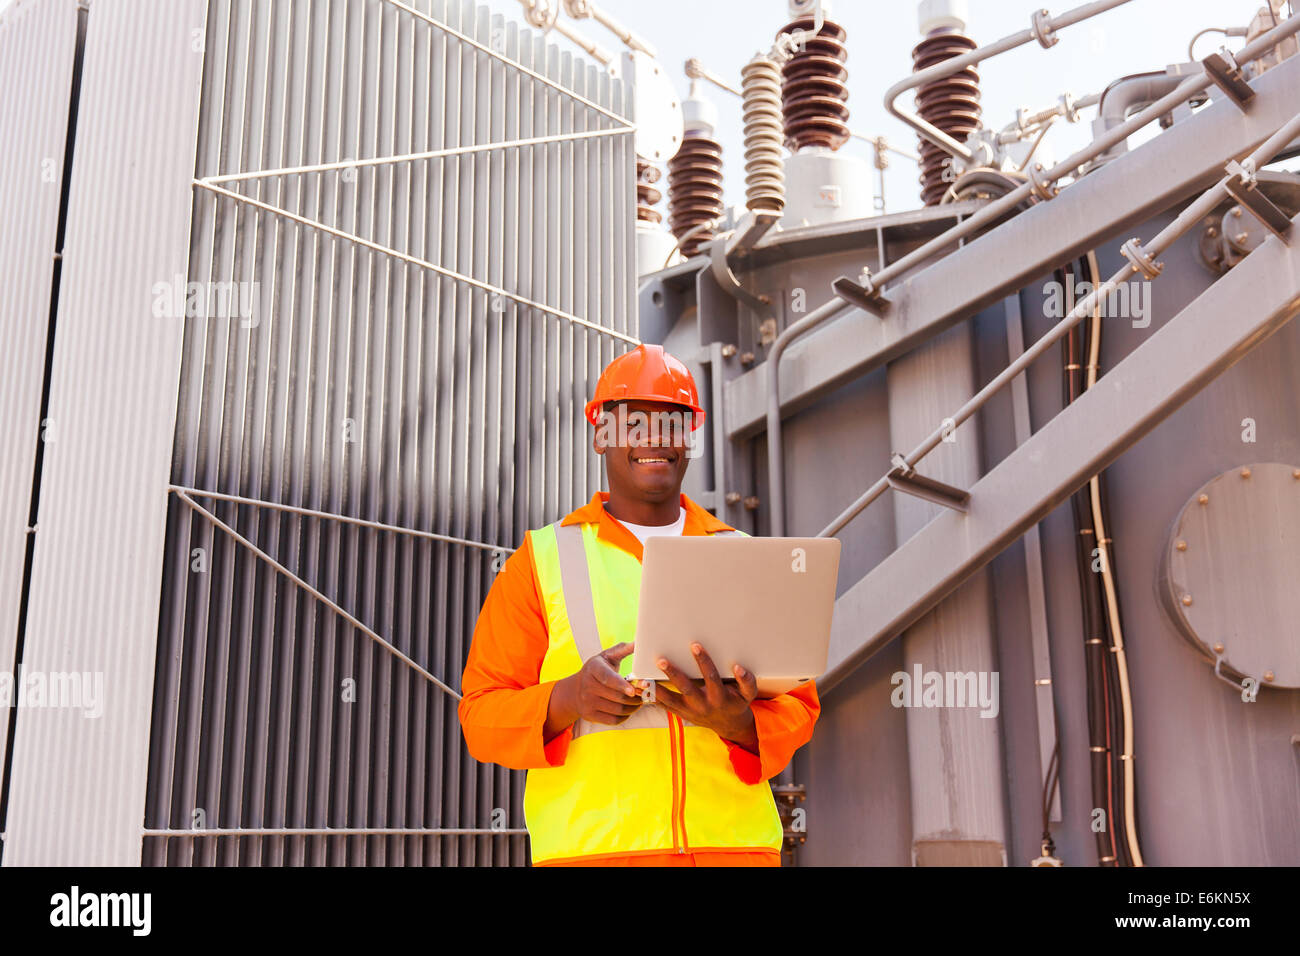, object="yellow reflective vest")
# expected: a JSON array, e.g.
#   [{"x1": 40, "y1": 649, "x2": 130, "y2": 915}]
[{"x1": 523, "y1": 519, "x2": 784, "y2": 864}]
